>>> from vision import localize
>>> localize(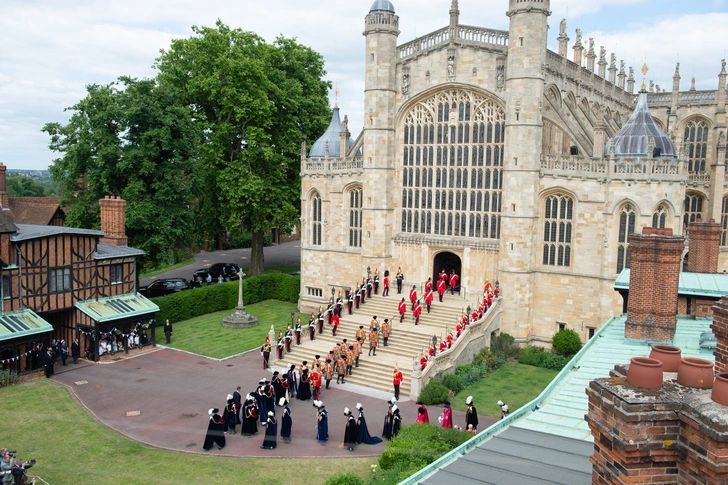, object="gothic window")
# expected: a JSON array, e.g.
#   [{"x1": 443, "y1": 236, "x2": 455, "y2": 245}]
[
  {"x1": 616, "y1": 203, "x2": 636, "y2": 273},
  {"x1": 348, "y1": 188, "x2": 362, "y2": 248},
  {"x1": 683, "y1": 193, "x2": 705, "y2": 231},
  {"x1": 311, "y1": 192, "x2": 322, "y2": 246},
  {"x1": 683, "y1": 119, "x2": 709, "y2": 173},
  {"x1": 400, "y1": 90, "x2": 505, "y2": 238},
  {"x1": 652, "y1": 204, "x2": 667, "y2": 229},
  {"x1": 543, "y1": 194, "x2": 573, "y2": 267},
  {"x1": 722, "y1": 198, "x2": 728, "y2": 246}
]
